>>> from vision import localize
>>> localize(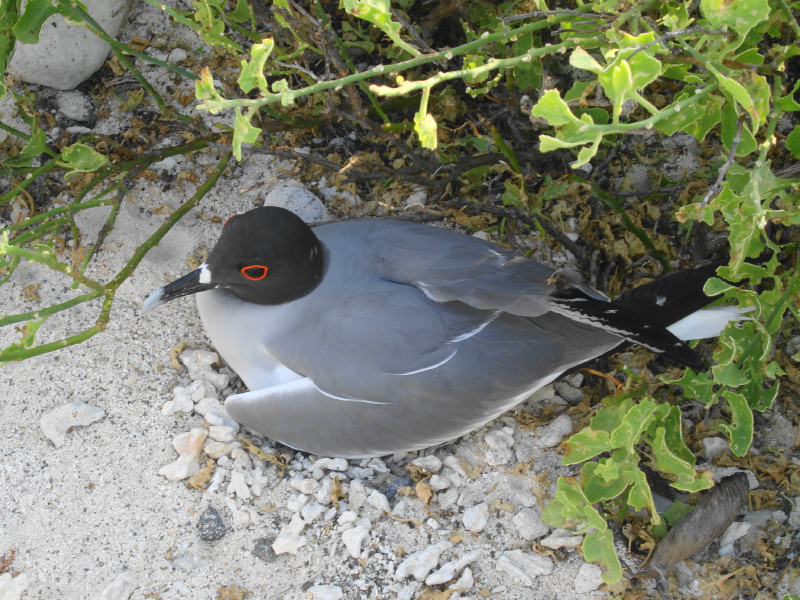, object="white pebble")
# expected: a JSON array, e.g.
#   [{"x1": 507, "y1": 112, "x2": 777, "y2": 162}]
[
  {"x1": 462, "y1": 503, "x2": 489, "y2": 533},
  {"x1": 91, "y1": 572, "x2": 139, "y2": 600},
  {"x1": 301, "y1": 502, "x2": 326, "y2": 523},
  {"x1": 313, "y1": 457, "x2": 349, "y2": 471},
  {"x1": 425, "y1": 549, "x2": 482, "y2": 585},
  {"x1": 291, "y1": 477, "x2": 321, "y2": 495},
  {"x1": 348, "y1": 480, "x2": 368, "y2": 512},
  {"x1": 338, "y1": 510, "x2": 358, "y2": 525},
  {"x1": 190, "y1": 379, "x2": 218, "y2": 401},
  {"x1": 512, "y1": 508, "x2": 549, "y2": 541},
  {"x1": 485, "y1": 429, "x2": 514, "y2": 465},
  {"x1": 179, "y1": 349, "x2": 229, "y2": 390},
  {"x1": 534, "y1": 414, "x2": 573, "y2": 448},
  {"x1": 496, "y1": 550, "x2": 553, "y2": 586},
  {"x1": 161, "y1": 390, "x2": 194, "y2": 416},
  {"x1": 231, "y1": 447, "x2": 252, "y2": 470},
  {"x1": 208, "y1": 425, "x2": 236, "y2": 442},
  {"x1": 317, "y1": 478, "x2": 334, "y2": 505},
  {"x1": 367, "y1": 457, "x2": 389, "y2": 473},
  {"x1": 202, "y1": 440, "x2": 229, "y2": 459},
  {"x1": 159, "y1": 428, "x2": 208, "y2": 481},
  {"x1": 194, "y1": 397, "x2": 223, "y2": 416},
  {"x1": 287, "y1": 493, "x2": 309, "y2": 513},
  {"x1": 426, "y1": 518, "x2": 439, "y2": 531},
  {"x1": 250, "y1": 468, "x2": 269, "y2": 497},
  {"x1": 411, "y1": 455, "x2": 443, "y2": 473},
  {"x1": 540, "y1": 528, "x2": 583, "y2": 549},
  {"x1": 306, "y1": 585, "x2": 344, "y2": 600},
  {"x1": 0, "y1": 572, "x2": 29, "y2": 600},
  {"x1": 574, "y1": 563, "x2": 604, "y2": 592},
  {"x1": 394, "y1": 541, "x2": 452, "y2": 581},
  {"x1": 207, "y1": 466, "x2": 227, "y2": 493},
  {"x1": 40, "y1": 401, "x2": 105, "y2": 447},
  {"x1": 205, "y1": 407, "x2": 239, "y2": 431},
  {"x1": 438, "y1": 489, "x2": 459, "y2": 510},
  {"x1": 443, "y1": 456, "x2": 468, "y2": 477},
  {"x1": 342, "y1": 521, "x2": 371, "y2": 558},
  {"x1": 227, "y1": 470, "x2": 251, "y2": 500},
  {"x1": 719, "y1": 520, "x2": 751, "y2": 551},
  {"x1": 272, "y1": 515, "x2": 307, "y2": 555},
  {"x1": 449, "y1": 567, "x2": 473, "y2": 592},
  {"x1": 430, "y1": 475, "x2": 451, "y2": 491},
  {"x1": 367, "y1": 489, "x2": 391, "y2": 513}
]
